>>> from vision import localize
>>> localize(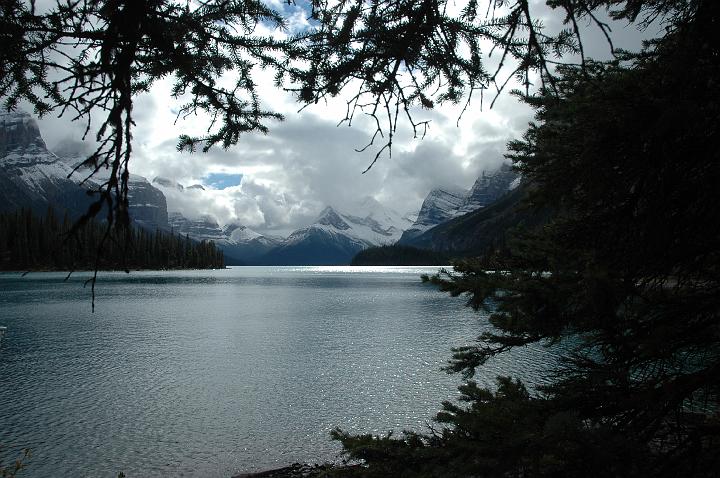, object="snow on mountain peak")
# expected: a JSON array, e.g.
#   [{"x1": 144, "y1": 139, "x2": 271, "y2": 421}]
[
  {"x1": 457, "y1": 162, "x2": 519, "y2": 214},
  {"x1": 297, "y1": 198, "x2": 412, "y2": 248},
  {"x1": 316, "y1": 206, "x2": 351, "y2": 230},
  {"x1": 399, "y1": 163, "x2": 520, "y2": 243},
  {"x1": 226, "y1": 224, "x2": 263, "y2": 243},
  {"x1": 153, "y1": 177, "x2": 185, "y2": 191},
  {"x1": 0, "y1": 110, "x2": 47, "y2": 158},
  {"x1": 344, "y1": 195, "x2": 413, "y2": 233},
  {"x1": 415, "y1": 187, "x2": 467, "y2": 226},
  {"x1": 0, "y1": 110, "x2": 54, "y2": 166}
]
